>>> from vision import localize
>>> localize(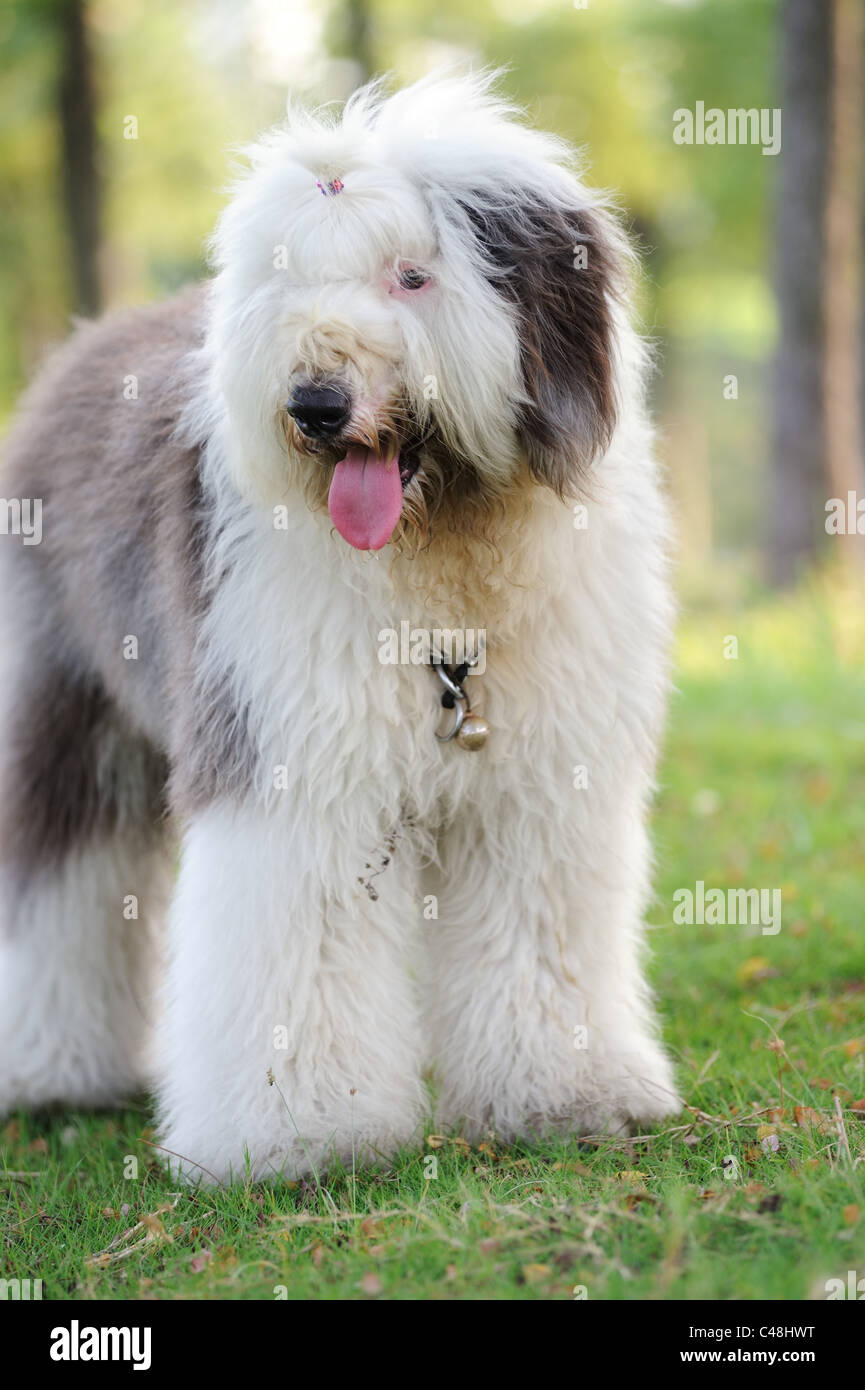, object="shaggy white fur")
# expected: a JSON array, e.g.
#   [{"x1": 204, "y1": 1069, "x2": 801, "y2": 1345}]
[{"x1": 0, "y1": 841, "x2": 169, "y2": 1112}]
